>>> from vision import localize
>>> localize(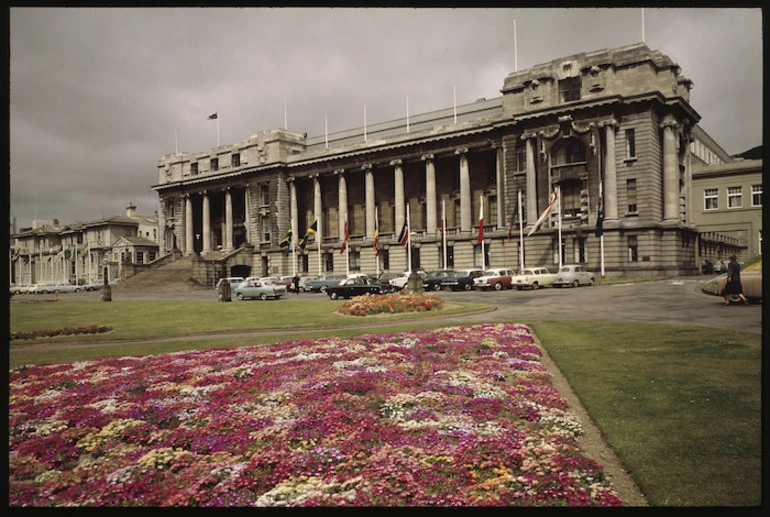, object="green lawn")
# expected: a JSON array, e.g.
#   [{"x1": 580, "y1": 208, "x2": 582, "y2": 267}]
[{"x1": 8, "y1": 301, "x2": 762, "y2": 506}]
